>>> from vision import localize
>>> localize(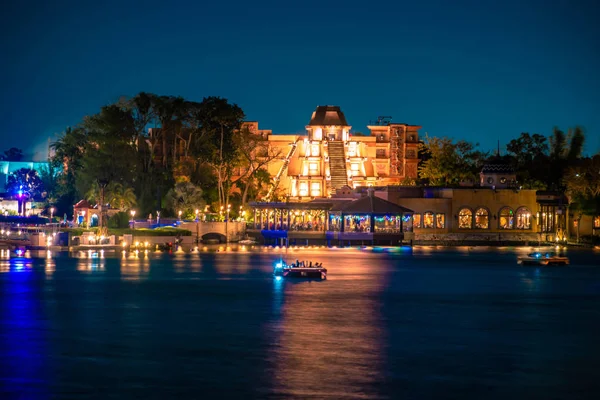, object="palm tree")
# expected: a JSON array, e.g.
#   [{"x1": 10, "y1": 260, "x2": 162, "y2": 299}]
[
  {"x1": 166, "y1": 181, "x2": 205, "y2": 218},
  {"x1": 110, "y1": 183, "x2": 137, "y2": 211}
]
